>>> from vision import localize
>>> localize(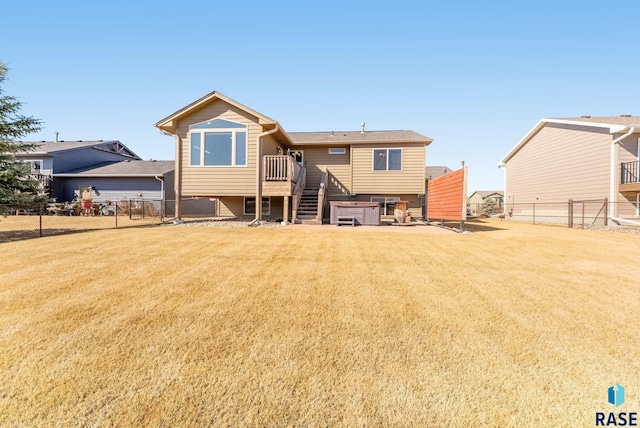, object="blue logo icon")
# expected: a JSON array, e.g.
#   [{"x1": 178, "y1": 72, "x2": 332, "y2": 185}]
[{"x1": 608, "y1": 384, "x2": 625, "y2": 407}]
